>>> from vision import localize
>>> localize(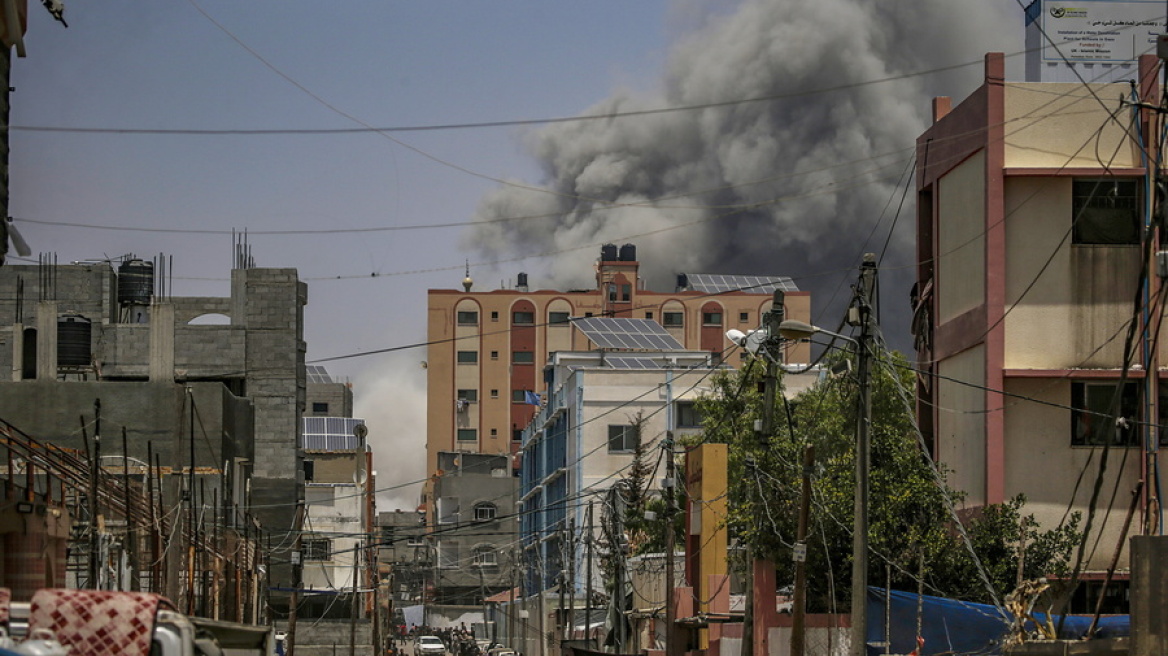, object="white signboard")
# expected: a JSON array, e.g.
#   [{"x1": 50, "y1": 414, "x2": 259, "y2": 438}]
[{"x1": 1042, "y1": 1, "x2": 1165, "y2": 62}]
